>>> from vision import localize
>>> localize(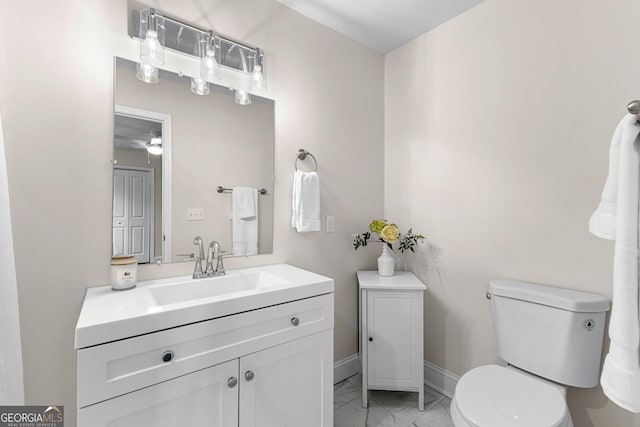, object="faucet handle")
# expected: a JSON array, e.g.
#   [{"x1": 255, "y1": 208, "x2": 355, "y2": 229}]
[
  {"x1": 204, "y1": 245, "x2": 215, "y2": 275},
  {"x1": 192, "y1": 237, "x2": 205, "y2": 278},
  {"x1": 215, "y1": 250, "x2": 227, "y2": 275}
]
